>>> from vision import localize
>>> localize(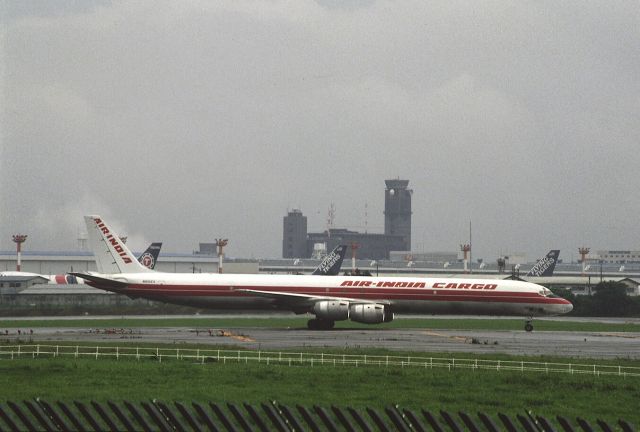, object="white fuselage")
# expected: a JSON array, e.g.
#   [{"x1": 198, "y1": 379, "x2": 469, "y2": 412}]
[{"x1": 84, "y1": 272, "x2": 573, "y2": 317}]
